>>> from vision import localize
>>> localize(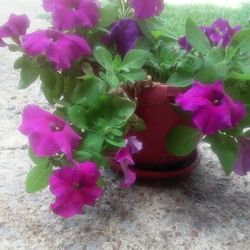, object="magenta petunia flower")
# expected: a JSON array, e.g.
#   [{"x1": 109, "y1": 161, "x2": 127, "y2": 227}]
[
  {"x1": 102, "y1": 19, "x2": 141, "y2": 56},
  {"x1": 50, "y1": 161, "x2": 103, "y2": 218},
  {"x1": 200, "y1": 19, "x2": 241, "y2": 48},
  {"x1": 43, "y1": 0, "x2": 100, "y2": 31},
  {"x1": 19, "y1": 105, "x2": 81, "y2": 159},
  {"x1": 115, "y1": 136, "x2": 142, "y2": 188},
  {"x1": 130, "y1": 0, "x2": 164, "y2": 20},
  {"x1": 22, "y1": 29, "x2": 91, "y2": 70},
  {"x1": 0, "y1": 13, "x2": 30, "y2": 47},
  {"x1": 176, "y1": 81, "x2": 246, "y2": 135},
  {"x1": 234, "y1": 137, "x2": 250, "y2": 176},
  {"x1": 178, "y1": 36, "x2": 192, "y2": 52}
]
